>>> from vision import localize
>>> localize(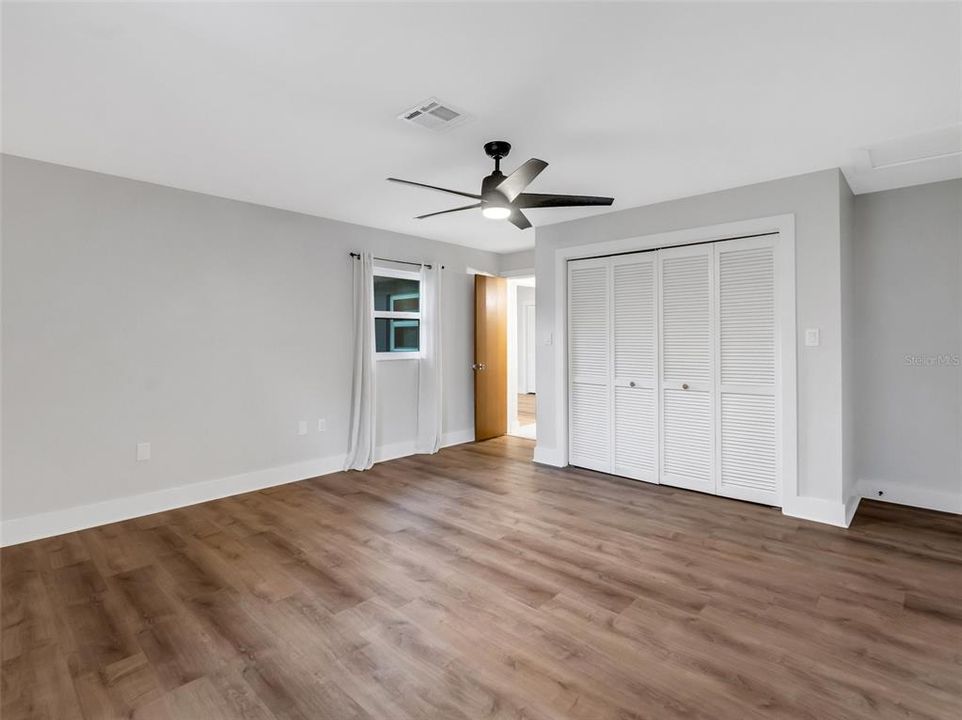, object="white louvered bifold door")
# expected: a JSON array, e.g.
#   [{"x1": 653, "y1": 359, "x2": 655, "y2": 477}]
[
  {"x1": 658, "y1": 244, "x2": 715, "y2": 494},
  {"x1": 714, "y1": 237, "x2": 779, "y2": 505},
  {"x1": 568, "y1": 258, "x2": 611, "y2": 473},
  {"x1": 611, "y1": 255, "x2": 658, "y2": 482}
]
